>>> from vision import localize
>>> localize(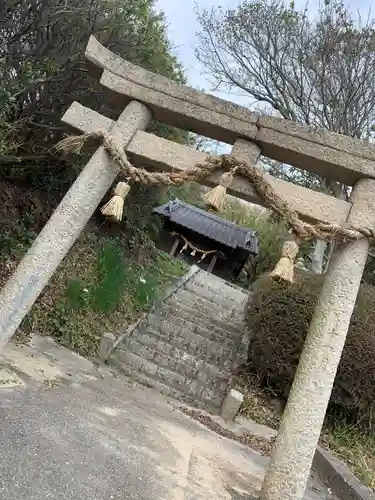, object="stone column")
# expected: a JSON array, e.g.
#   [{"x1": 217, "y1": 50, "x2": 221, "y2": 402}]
[
  {"x1": 260, "y1": 178, "x2": 375, "y2": 500},
  {"x1": 0, "y1": 101, "x2": 152, "y2": 350}
]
